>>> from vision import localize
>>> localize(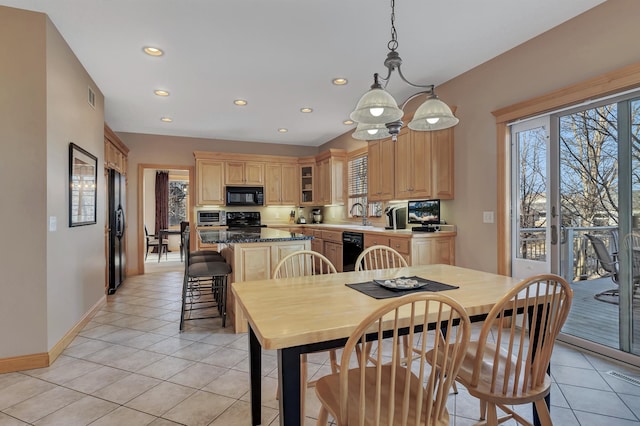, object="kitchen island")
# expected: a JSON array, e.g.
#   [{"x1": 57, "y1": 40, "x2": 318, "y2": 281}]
[{"x1": 198, "y1": 228, "x2": 312, "y2": 332}]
